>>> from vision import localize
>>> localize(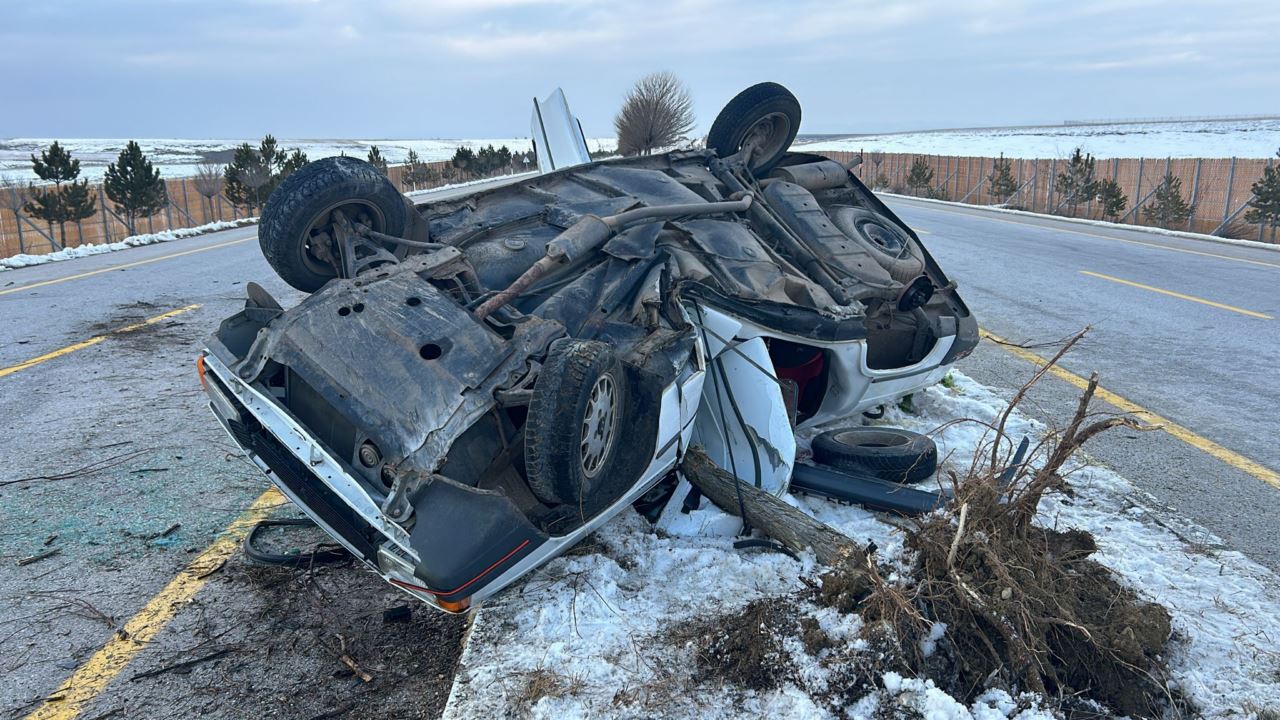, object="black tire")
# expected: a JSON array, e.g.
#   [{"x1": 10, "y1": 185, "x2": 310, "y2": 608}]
[
  {"x1": 812, "y1": 427, "x2": 937, "y2": 484},
  {"x1": 707, "y1": 82, "x2": 802, "y2": 174},
  {"x1": 258, "y1": 156, "x2": 409, "y2": 293},
  {"x1": 524, "y1": 339, "x2": 630, "y2": 506},
  {"x1": 829, "y1": 206, "x2": 925, "y2": 283}
]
